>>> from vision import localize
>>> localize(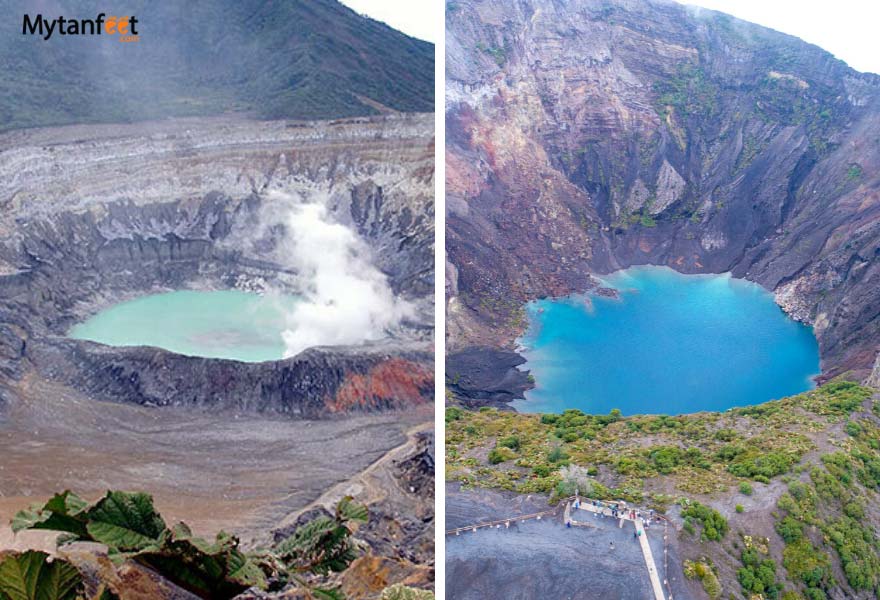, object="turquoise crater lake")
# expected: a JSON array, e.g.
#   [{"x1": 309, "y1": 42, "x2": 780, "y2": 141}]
[
  {"x1": 69, "y1": 290, "x2": 297, "y2": 363},
  {"x1": 514, "y1": 266, "x2": 820, "y2": 415}
]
